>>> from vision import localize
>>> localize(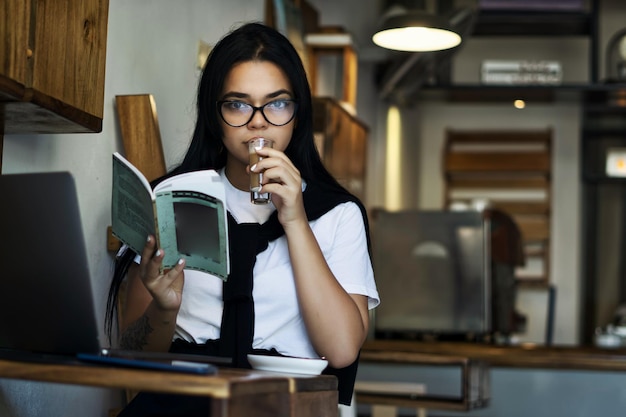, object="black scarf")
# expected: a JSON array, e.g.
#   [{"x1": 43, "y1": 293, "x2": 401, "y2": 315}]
[{"x1": 171, "y1": 180, "x2": 370, "y2": 405}]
